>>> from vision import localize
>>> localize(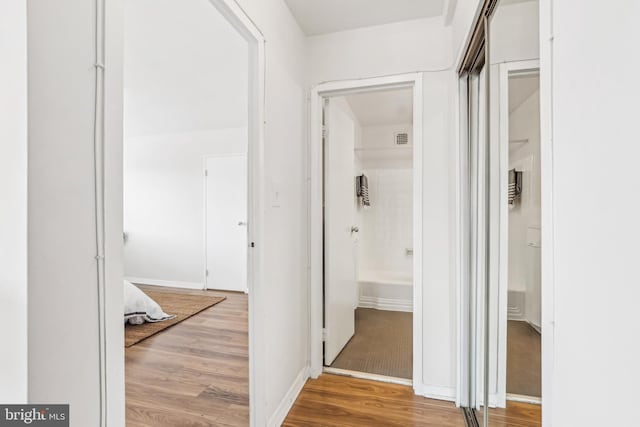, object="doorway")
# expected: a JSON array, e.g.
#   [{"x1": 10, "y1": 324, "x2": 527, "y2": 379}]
[
  {"x1": 323, "y1": 89, "x2": 414, "y2": 381},
  {"x1": 310, "y1": 73, "x2": 424, "y2": 389},
  {"x1": 118, "y1": 0, "x2": 265, "y2": 425},
  {"x1": 498, "y1": 63, "x2": 541, "y2": 403}
]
